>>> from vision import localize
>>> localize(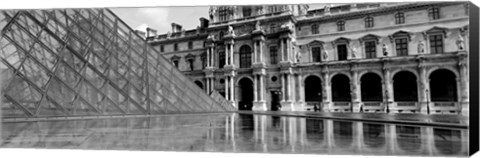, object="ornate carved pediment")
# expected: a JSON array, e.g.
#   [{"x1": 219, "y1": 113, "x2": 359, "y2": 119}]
[
  {"x1": 332, "y1": 37, "x2": 350, "y2": 45},
  {"x1": 360, "y1": 34, "x2": 380, "y2": 44},
  {"x1": 424, "y1": 26, "x2": 448, "y2": 38},
  {"x1": 185, "y1": 53, "x2": 196, "y2": 60},
  {"x1": 171, "y1": 55, "x2": 181, "y2": 61},
  {"x1": 308, "y1": 40, "x2": 324, "y2": 47},
  {"x1": 389, "y1": 30, "x2": 412, "y2": 42}
]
